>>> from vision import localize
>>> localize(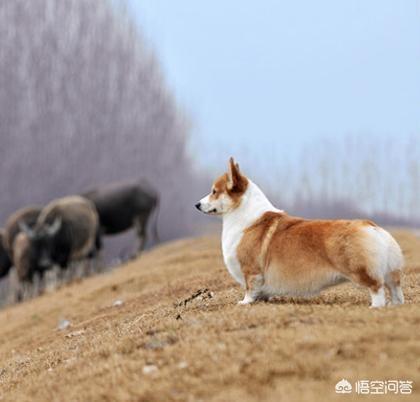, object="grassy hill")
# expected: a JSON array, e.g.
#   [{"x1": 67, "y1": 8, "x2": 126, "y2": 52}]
[{"x1": 0, "y1": 230, "x2": 419, "y2": 401}]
